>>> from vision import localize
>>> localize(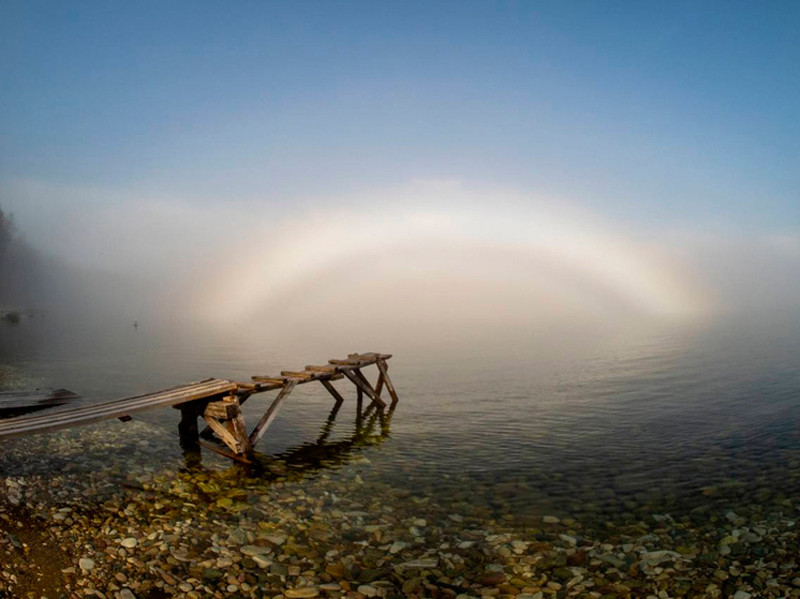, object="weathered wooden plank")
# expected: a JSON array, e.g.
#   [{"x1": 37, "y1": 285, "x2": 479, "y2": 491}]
[
  {"x1": 234, "y1": 382, "x2": 259, "y2": 391},
  {"x1": 251, "y1": 376, "x2": 287, "y2": 384},
  {"x1": 305, "y1": 364, "x2": 337, "y2": 373},
  {"x1": 0, "y1": 388, "x2": 78, "y2": 418},
  {"x1": 347, "y1": 353, "x2": 383, "y2": 362},
  {"x1": 329, "y1": 358, "x2": 378, "y2": 367},
  {"x1": 348, "y1": 352, "x2": 392, "y2": 360},
  {"x1": 204, "y1": 401, "x2": 240, "y2": 420},
  {"x1": 280, "y1": 371, "x2": 318, "y2": 380},
  {"x1": 252, "y1": 371, "x2": 343, "y2": 386},
  {"x1": 7, "y1": 379, "x2": 234, "y2": 429},
  {"x1": 0, "y1": 379, "x2": 238, "y2": 439},
  {"x1": 0, "y1": 388, "x2": 78, "y2": 405},
  {"x1": 249, "y1": 380, "x2": 297, "y2": 447},
  {"x1": 250, "y1": 381, "x2": 285, "y2": 392}
]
